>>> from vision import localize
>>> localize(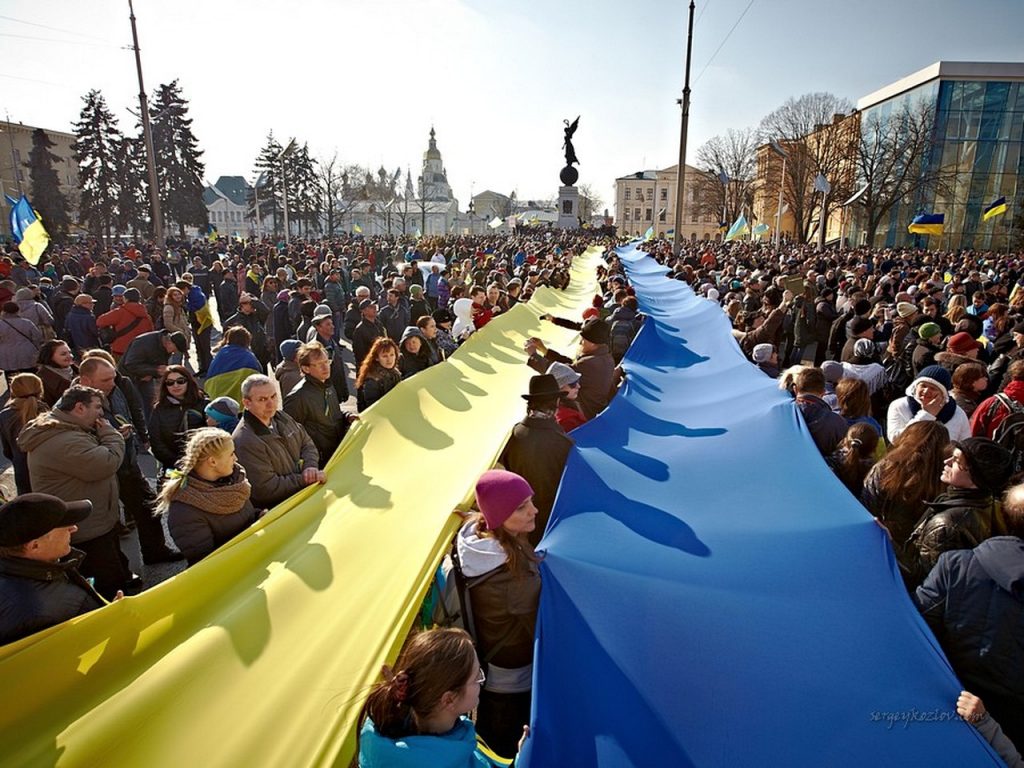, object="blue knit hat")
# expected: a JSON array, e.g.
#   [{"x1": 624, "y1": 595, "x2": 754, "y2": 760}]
[
  {"x1": 279, "y1": 339, "x2": 302, "y2": 362},
  {"x1": 914, "y1": 365, "x2": 952, "y2": 397},
  {"x1": 204, "y1": 397, "x2": 240, "y2": 432}
]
